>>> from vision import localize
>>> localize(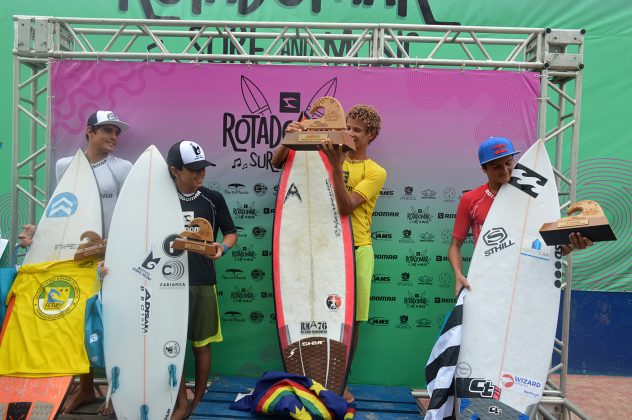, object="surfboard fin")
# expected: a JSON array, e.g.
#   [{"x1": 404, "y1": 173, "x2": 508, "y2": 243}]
[
  {"x1": 168, "y1": 364, "x2": 178, "y2": 388},
  {"x1": 140, "y1": 404, "x2": 149, "y2": 420}
]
